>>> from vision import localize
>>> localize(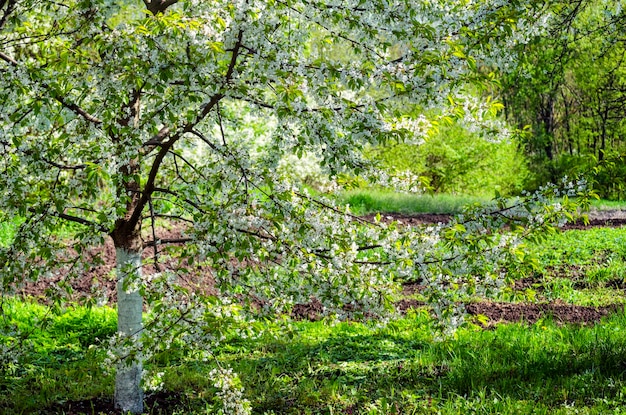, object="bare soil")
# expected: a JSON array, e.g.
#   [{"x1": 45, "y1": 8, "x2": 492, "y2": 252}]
[
  {"x1": 464, "y1": 301, "x2": 620, "y2": 326},
  {"x1": 364, "y1": 209, "x2": 626, "y2": 229},
  {"x1": 16, "y1": 210, "x2": 626, "y2": 325}
]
